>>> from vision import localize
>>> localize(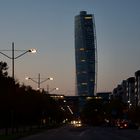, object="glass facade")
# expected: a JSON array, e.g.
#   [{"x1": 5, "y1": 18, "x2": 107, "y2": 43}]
[{"x1": 75, "y1": 11, "x2": 97, "y2": 96}]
